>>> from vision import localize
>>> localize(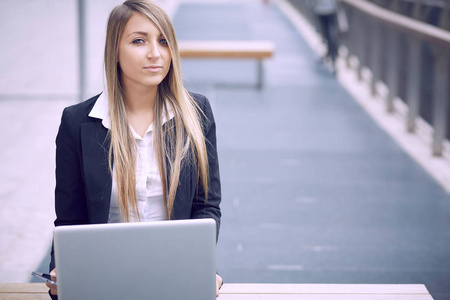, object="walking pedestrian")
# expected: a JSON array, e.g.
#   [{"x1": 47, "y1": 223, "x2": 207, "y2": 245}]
[{"x1": 314, "y1": 0, "x2": 339, "y2": 73}]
